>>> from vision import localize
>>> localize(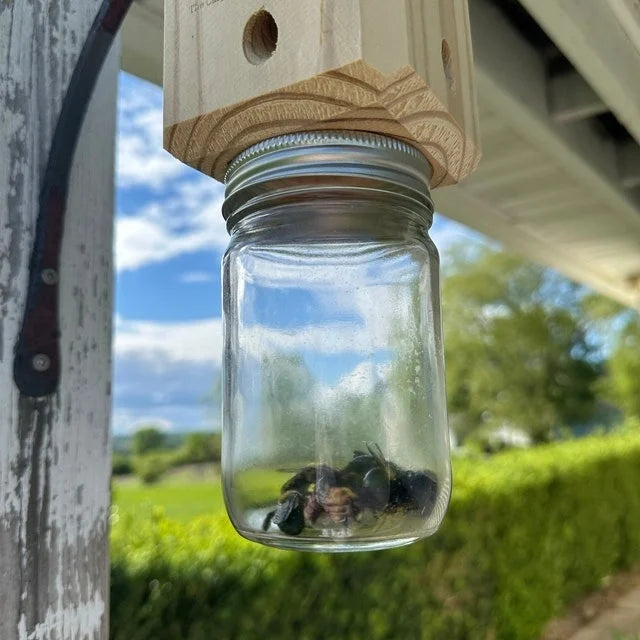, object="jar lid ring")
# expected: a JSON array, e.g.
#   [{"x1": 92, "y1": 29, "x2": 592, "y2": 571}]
[{"x1": 223, "y1": 130, "x2": 434, "y2": 229}]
